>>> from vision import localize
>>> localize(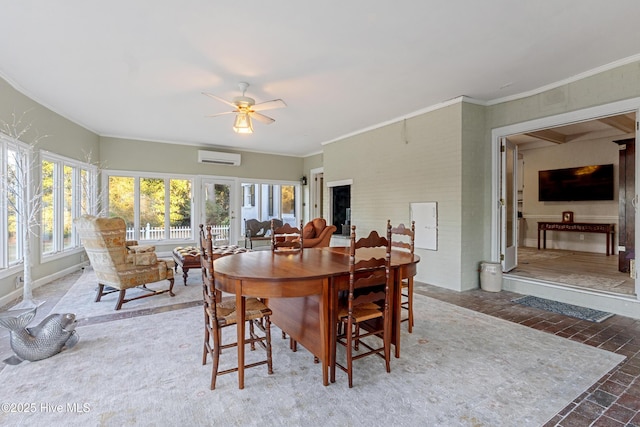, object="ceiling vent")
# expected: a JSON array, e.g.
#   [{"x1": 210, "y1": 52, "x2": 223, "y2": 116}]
[{"x1": 197, "y1": 150, "x2": 241, "y2": 166}]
